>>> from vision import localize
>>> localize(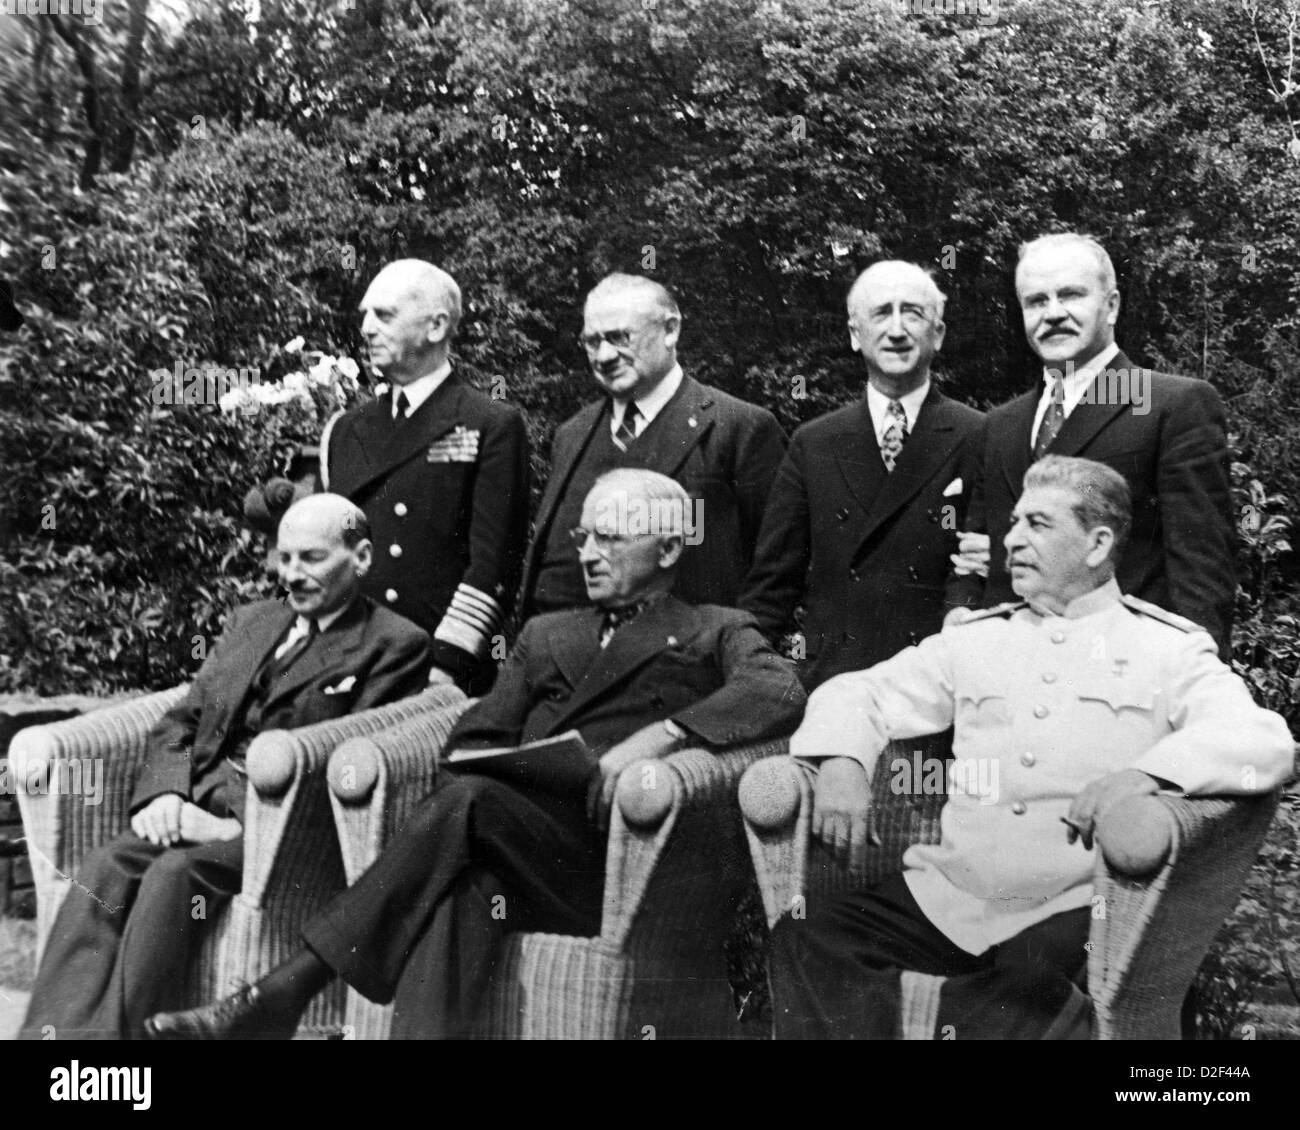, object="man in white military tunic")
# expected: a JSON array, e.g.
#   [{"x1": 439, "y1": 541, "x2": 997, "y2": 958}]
[{"x1": 769, "y1": 455, "x2": 1293, "y2": 1039}]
